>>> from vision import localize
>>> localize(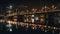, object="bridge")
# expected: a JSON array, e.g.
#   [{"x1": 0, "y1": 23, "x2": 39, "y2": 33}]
[{"x1": 3, "y1": 9, "x2": 60, "y2": 33}]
